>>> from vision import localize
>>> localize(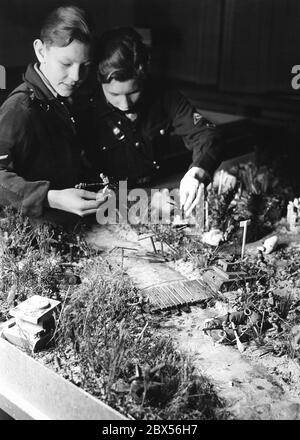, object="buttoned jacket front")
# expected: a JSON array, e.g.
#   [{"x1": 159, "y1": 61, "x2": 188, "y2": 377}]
[
  {"x1": 82, "y1": 80, "x2": 223, "y2": 185},
  {"x1": 0, "y1": 64, "x2": 85, "y2": 217}
]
